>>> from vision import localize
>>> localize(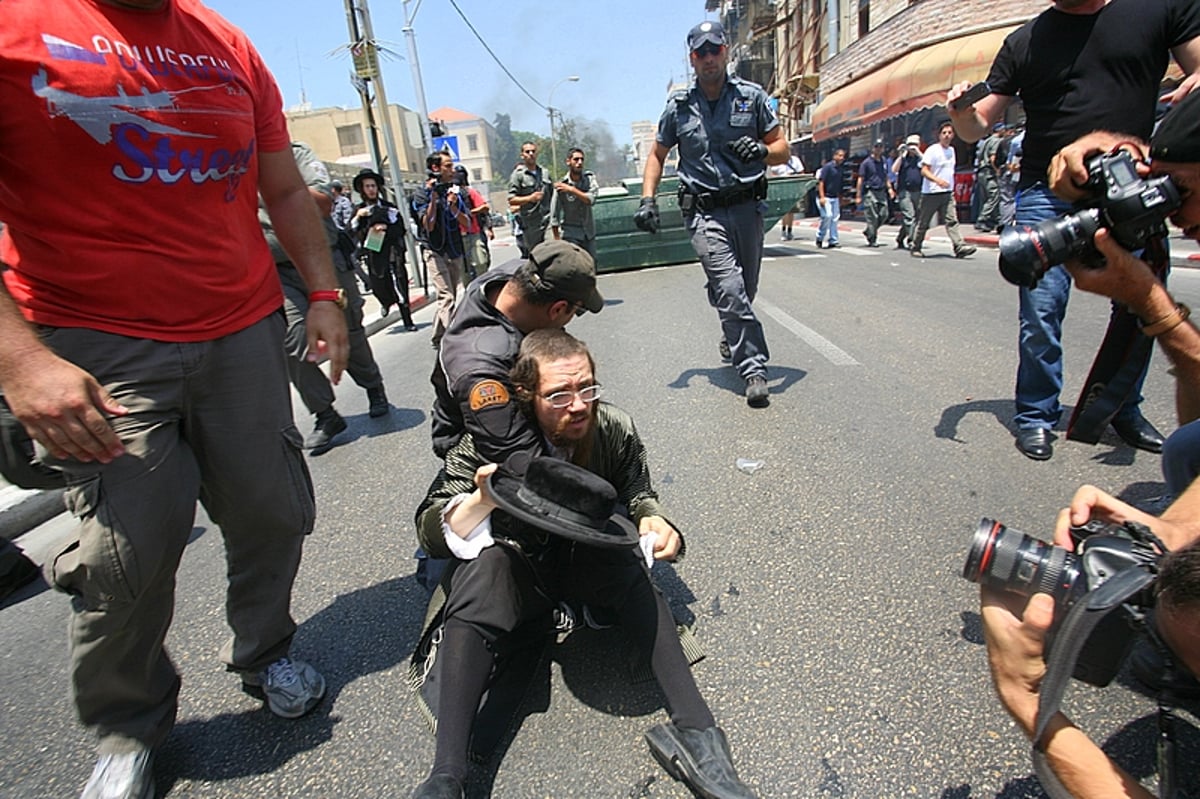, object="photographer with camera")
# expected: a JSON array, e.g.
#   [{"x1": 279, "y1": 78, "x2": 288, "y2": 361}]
[
  {"x1": 980, "y1": 536, "x2": 1199, "y2": 799},
  {"x1": 1047, "y1": 96, "x2": 1200, "y2": 500},
  {"x1": 413, "y1": 152, "x2": 469, "y2": 348},
  {"x1": 948, "y1": 0, "x2": 1200, "y2": 461}
]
